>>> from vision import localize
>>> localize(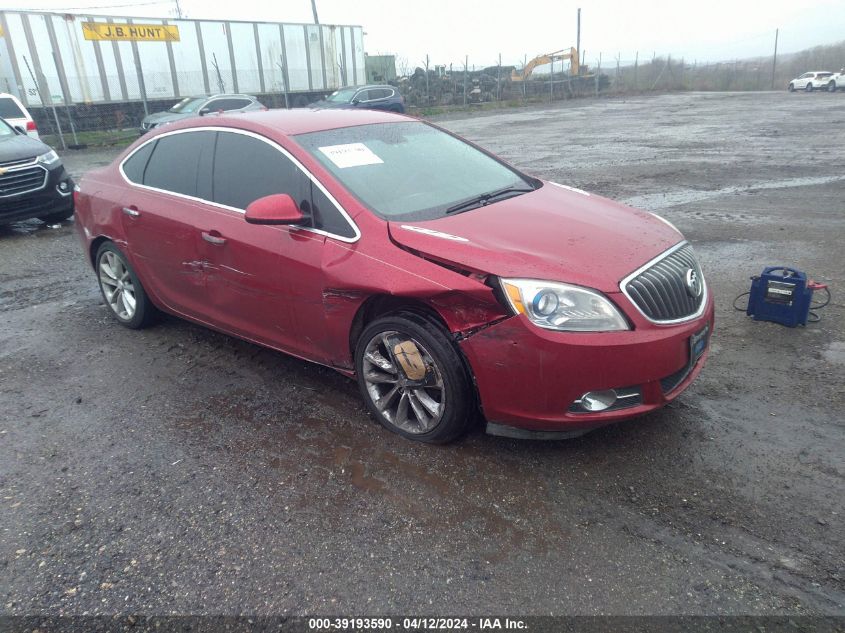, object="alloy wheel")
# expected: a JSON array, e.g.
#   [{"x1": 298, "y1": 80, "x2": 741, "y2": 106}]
[
  {"x1": 98, "y1": 250, "x2": 137, "y2": 321},
  {"x1": 361, "y1": 330, "x2": 446, "y2": 434}
]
